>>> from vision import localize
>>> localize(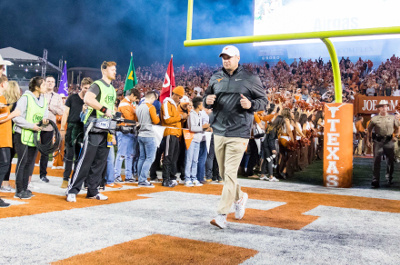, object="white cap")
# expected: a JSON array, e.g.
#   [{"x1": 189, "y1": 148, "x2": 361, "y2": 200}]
[
  {"x1": 219, "y1": 45, "x2": 240, "y2": 57},
  {"x1": 180, "y1": 95, "x2": 190, "y2": 104},
  {"x1": 0, "y1": 54, "x2": 13, "y2": 66}
]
